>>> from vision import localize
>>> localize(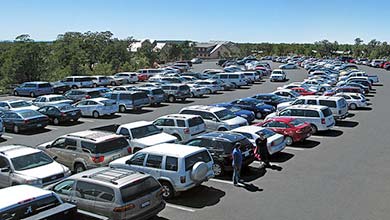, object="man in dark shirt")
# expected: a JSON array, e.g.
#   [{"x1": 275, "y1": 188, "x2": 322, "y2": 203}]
[
  {"x1": 256, "y1": 133, "x2": 271, "y2": 168},
  {"x1": 232, "y1": 143, "x2": 243, "y2": 186}
]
